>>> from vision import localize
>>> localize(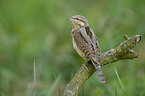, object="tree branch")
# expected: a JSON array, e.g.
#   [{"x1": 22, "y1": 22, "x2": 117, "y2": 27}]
[{"x1": 63, "y1": 35, "x2": 141, "y2": 96}]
